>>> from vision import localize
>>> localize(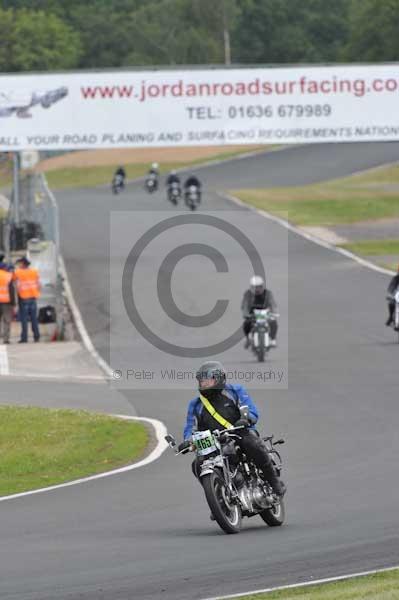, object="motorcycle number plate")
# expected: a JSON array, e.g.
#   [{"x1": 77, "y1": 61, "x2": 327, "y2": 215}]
[{"x1": 192, "y1": 430, "x2": 217, "y2": 456}]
